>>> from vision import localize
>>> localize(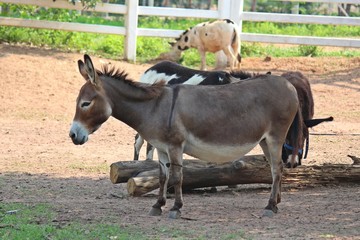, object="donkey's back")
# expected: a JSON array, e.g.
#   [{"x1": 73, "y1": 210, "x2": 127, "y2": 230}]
[{"x1": 146, "y1": 75, "x2": 299, "y2": 163}]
